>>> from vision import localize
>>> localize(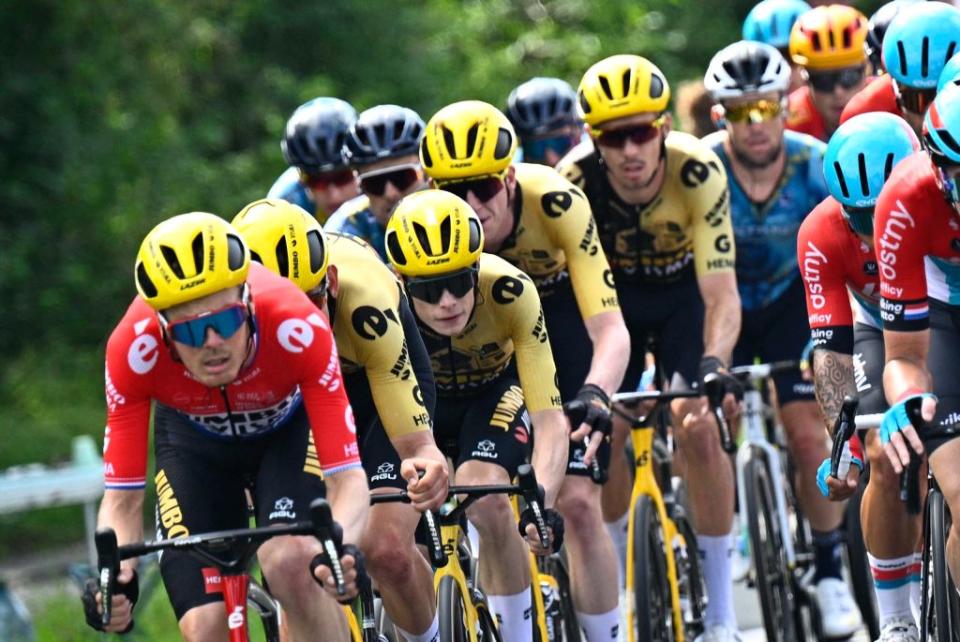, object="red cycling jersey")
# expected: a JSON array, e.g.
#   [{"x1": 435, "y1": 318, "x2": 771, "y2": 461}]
[
  {"x1": 786, "y1": 86, "x2": 830, "y2": 142},
  {"x1": 103, "y1": 263, "x2": 360, "y2": 489},
  {"x1": 875, "y1": 152, "x2": 960, "y2": 331},
  {"x1": 840, "y1": 74, "x2": 900, "y2": 125},
  {"x1": 798, "y1": 197, "x2": 882, "y2": 353}
]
